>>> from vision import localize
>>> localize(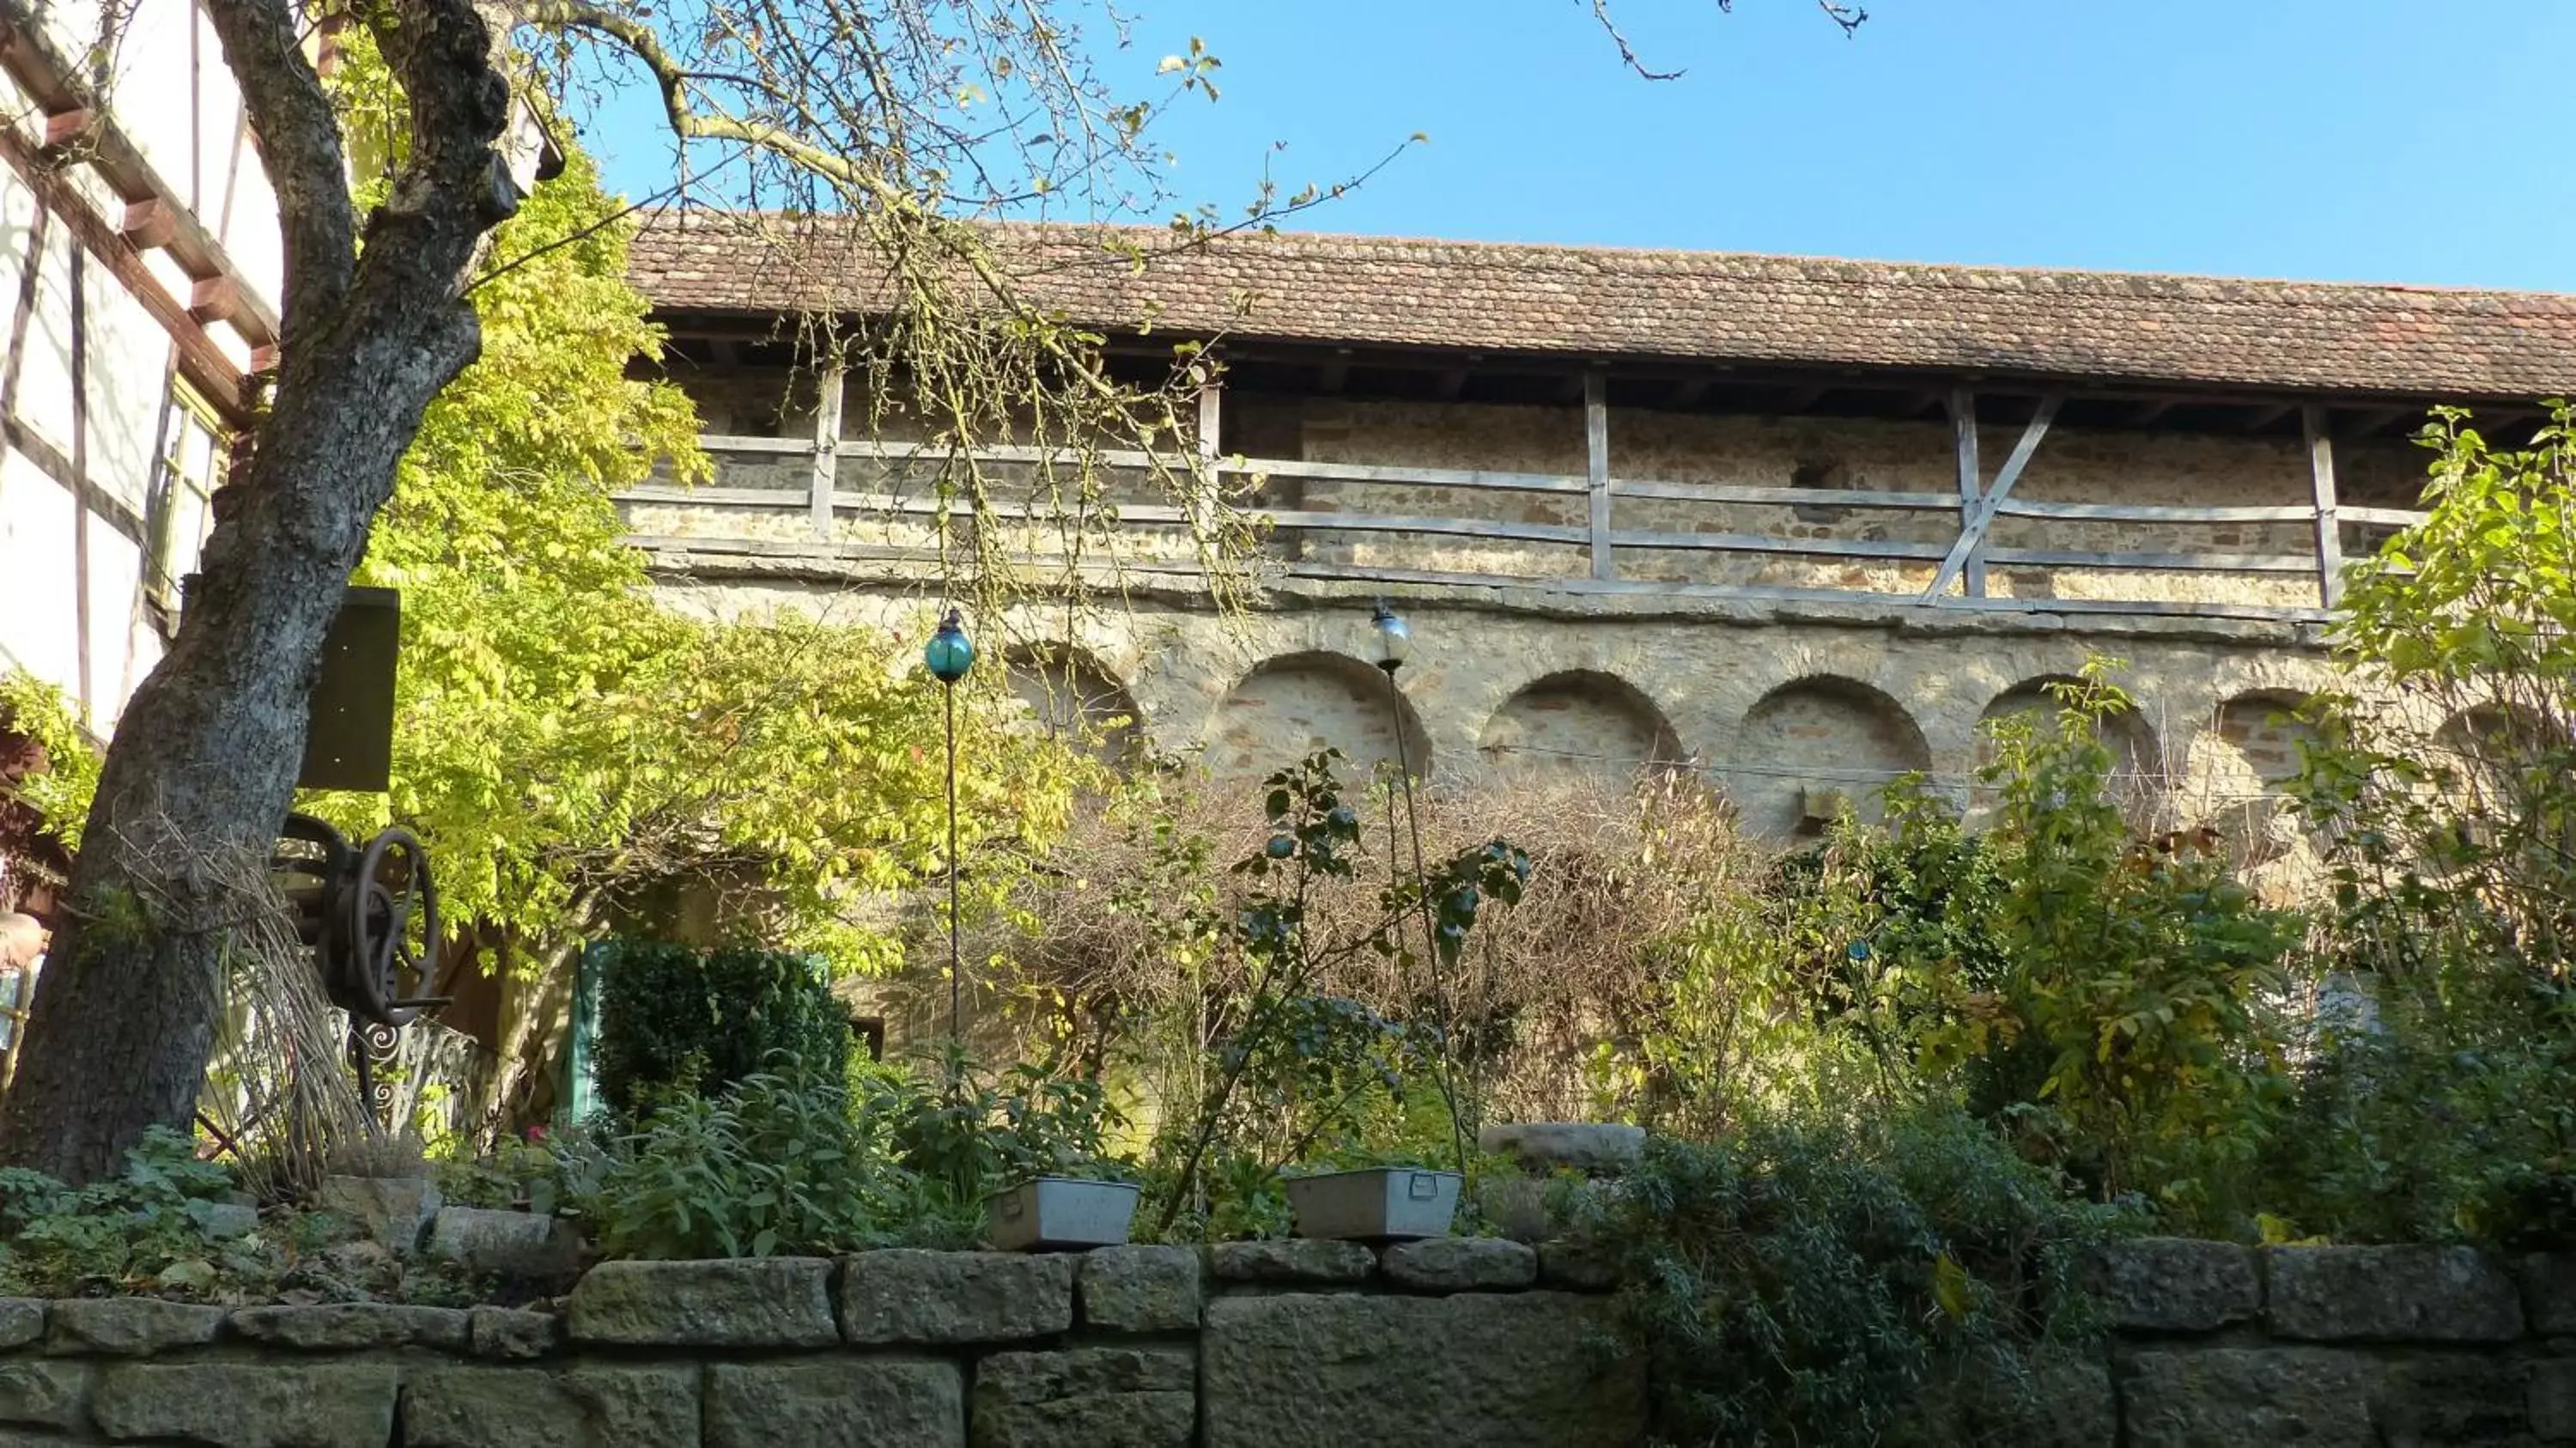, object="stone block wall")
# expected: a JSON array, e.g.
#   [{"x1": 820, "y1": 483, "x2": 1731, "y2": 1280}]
[
  {"x1": 658, "y1": 575, "x2": 2365, "y2": 843},
  {"x1": 3, "y1": 1238, "x2": 2572, "y2": 1445},
  {"x1": 2089, "y1": 1239, "x2": 2576, "y2": 1445},
  {"x1": 0, "y1": 1240, "x2": 1639, "y2": 1447}
]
